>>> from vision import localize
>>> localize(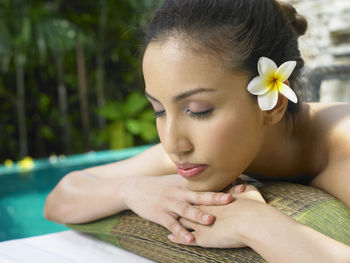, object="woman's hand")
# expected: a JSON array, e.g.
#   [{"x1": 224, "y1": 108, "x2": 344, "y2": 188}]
[
  {"x1": 169, "y1": 183, "x2": 350, "y2": 263},
  {"x1": 168, "y1": 184, "x2": 266, "y2": 247},
  {"x1": 121, "y1": 174, "x2": 234, "y2": 244}
]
